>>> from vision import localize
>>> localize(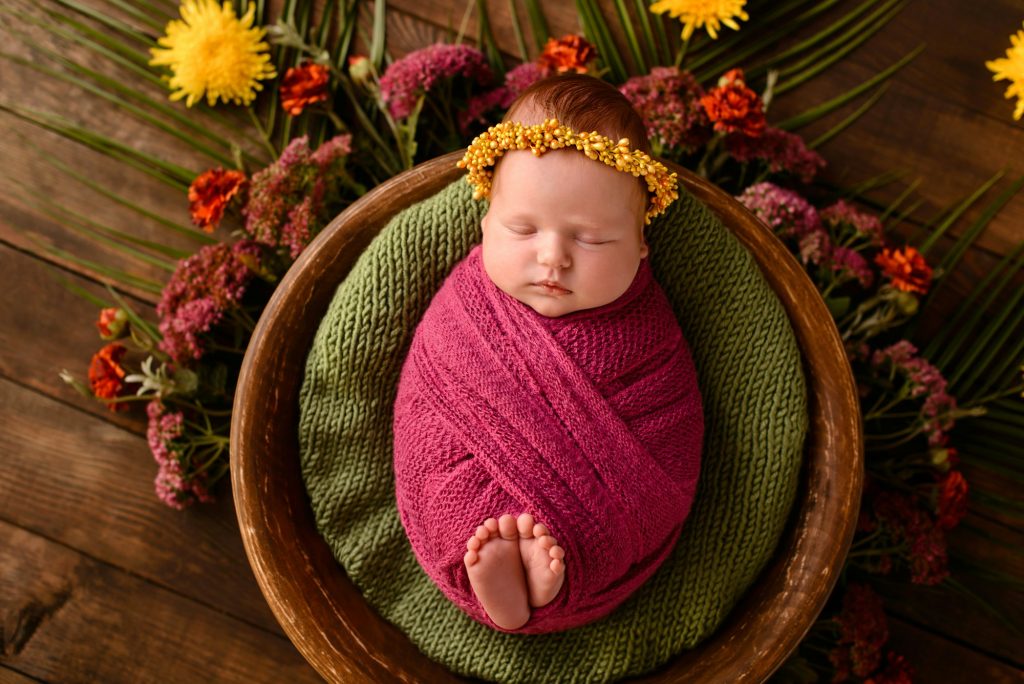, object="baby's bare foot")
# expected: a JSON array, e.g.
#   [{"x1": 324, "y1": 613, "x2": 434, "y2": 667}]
[
  {"x1": 464, "y1": 514, "x2": 530, "y2": 630},
  {"x1": 516, "y1": 513, "x2": 566, "y2": 608}
]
